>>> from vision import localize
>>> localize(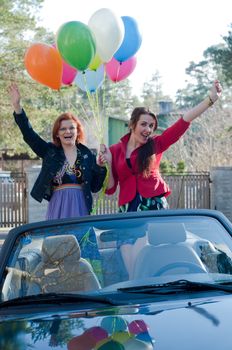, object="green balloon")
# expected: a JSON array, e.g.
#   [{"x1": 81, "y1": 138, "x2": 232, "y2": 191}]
[{"x1": 56, "y1": 21, "x2": 96, "y2": 71}]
